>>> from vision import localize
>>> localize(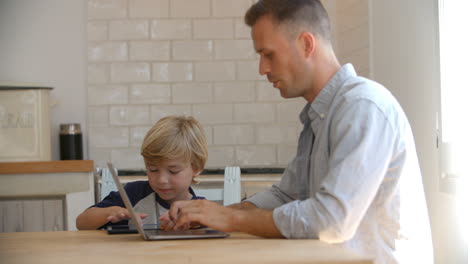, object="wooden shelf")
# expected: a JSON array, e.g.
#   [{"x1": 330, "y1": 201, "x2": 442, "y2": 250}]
[{"x1": 0, "y1": 160, "x2": 94, "y2": 174}]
